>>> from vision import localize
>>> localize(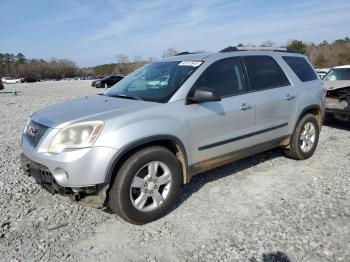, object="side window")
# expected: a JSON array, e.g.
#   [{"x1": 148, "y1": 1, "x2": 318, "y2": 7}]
[
  {"x1": 243, "y1": 56, "x2": 290, "y2": 91},
  {"x1": 194, "y1": 57, "x2": 247, "y2": 97},
  {"x1": 283, "y1": 56, "x2": 318, "y2": 82}
]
